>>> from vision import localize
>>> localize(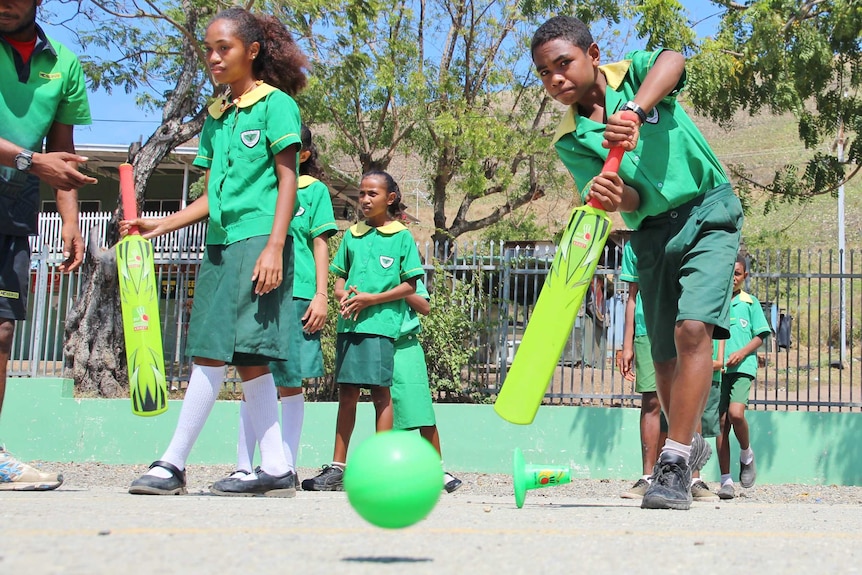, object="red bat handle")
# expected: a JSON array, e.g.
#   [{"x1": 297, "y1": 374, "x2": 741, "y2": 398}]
[
  {"x1": 119, "y1": 163, "x2": 140, "y2": 236},
  {"x1": 586, "y1": 110, "x2": 639, "y2": 209}
]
